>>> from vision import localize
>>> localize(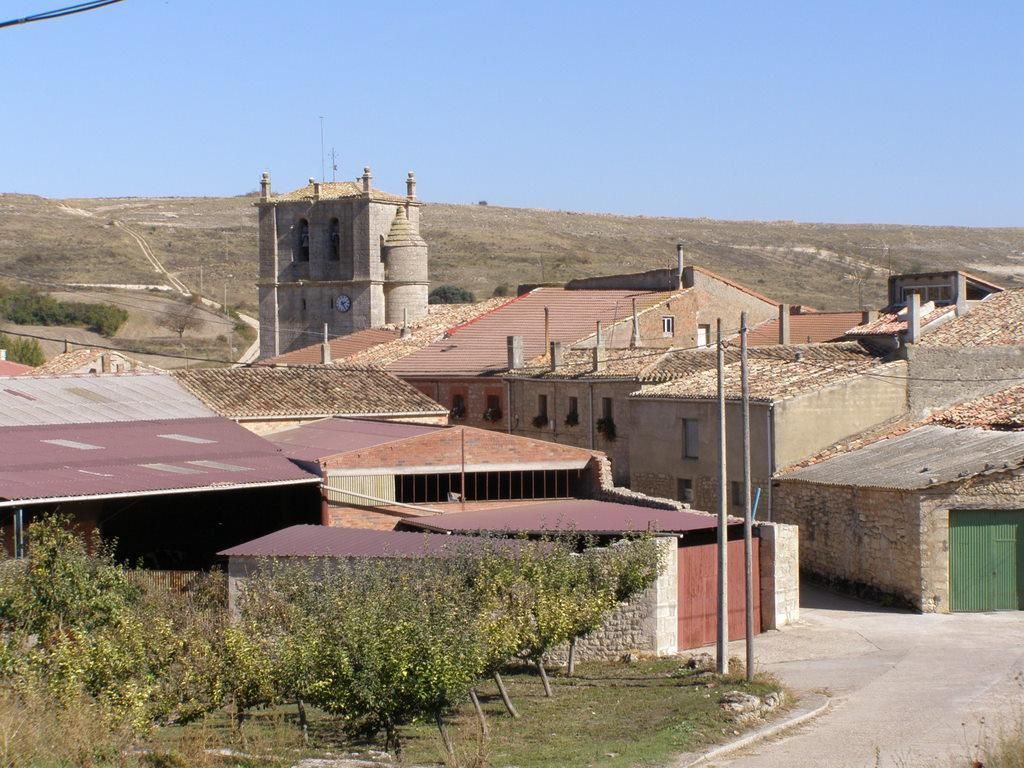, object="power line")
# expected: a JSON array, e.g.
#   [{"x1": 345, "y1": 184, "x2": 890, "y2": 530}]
[
  {"x1": 0, "y1": 328, "x2": 234, "y2": 367},
  {"x1": 0, "y1": 0, "x2": 125, "y2": 29}
]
